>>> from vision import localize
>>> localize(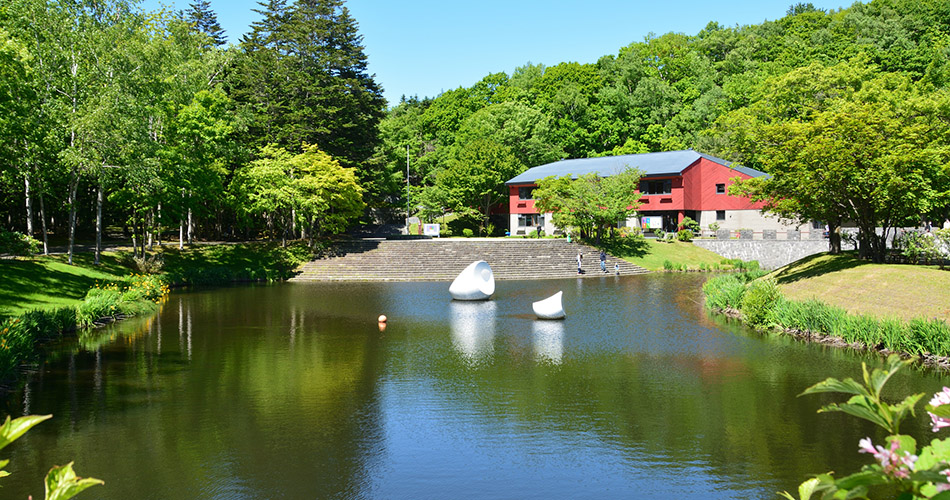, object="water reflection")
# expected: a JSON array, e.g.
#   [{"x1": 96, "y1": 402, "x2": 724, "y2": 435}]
[
  {"x1": 449, "y1": 300, "x2": 496, "y2": 364},
  {"x1": 2, "y1": 276, "x2": 949, "y2": 500},
  {"x1": 532, "y1": 320, "x2": 564, "y2": 364}
]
